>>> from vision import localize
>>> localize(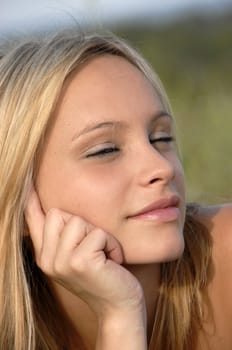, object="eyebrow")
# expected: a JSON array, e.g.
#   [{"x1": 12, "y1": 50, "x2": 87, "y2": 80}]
[{"x1": 72, "y1": 110, "x2": 172, "y2": 141}]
